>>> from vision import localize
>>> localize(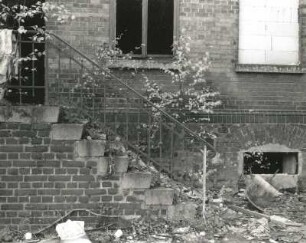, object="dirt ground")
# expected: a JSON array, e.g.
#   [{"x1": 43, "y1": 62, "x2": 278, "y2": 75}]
[{"x1": 1, "y1": 189, "x2": 305, "y2": 243}]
